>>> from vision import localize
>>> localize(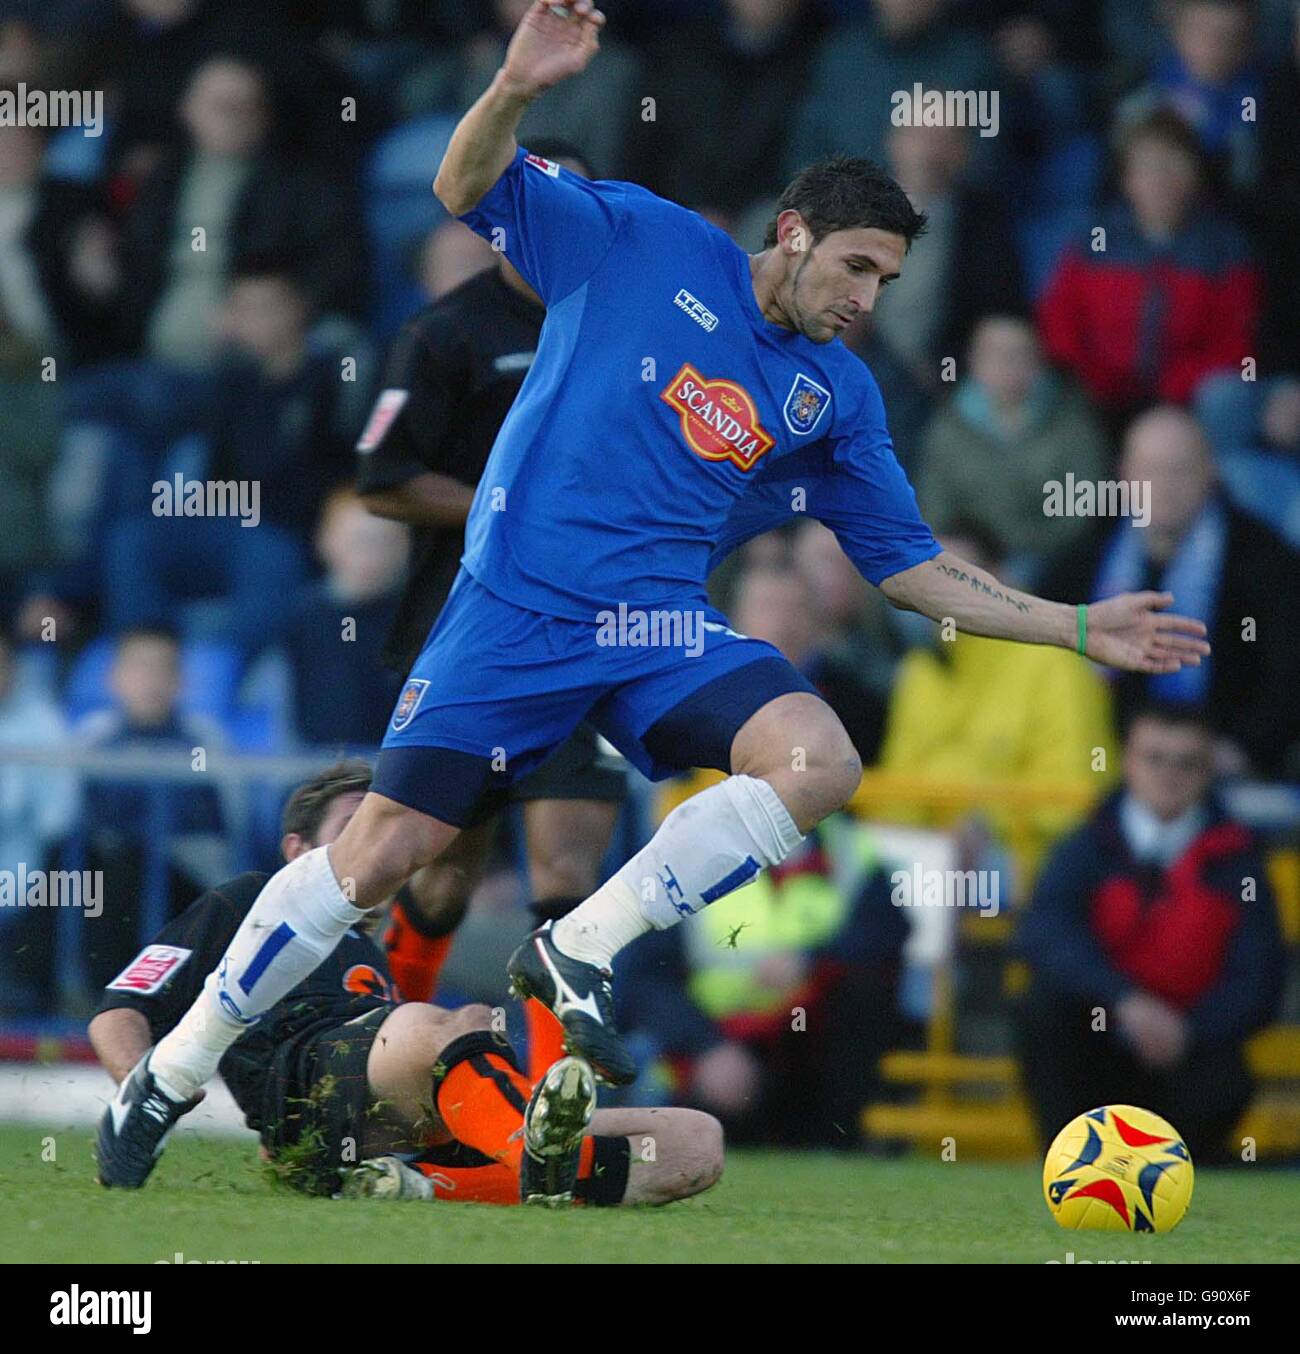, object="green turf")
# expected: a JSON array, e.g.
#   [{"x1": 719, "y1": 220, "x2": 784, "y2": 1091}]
[{"x1": 1, "y1": 1126, "x2": 1294, "y2": 1264}]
